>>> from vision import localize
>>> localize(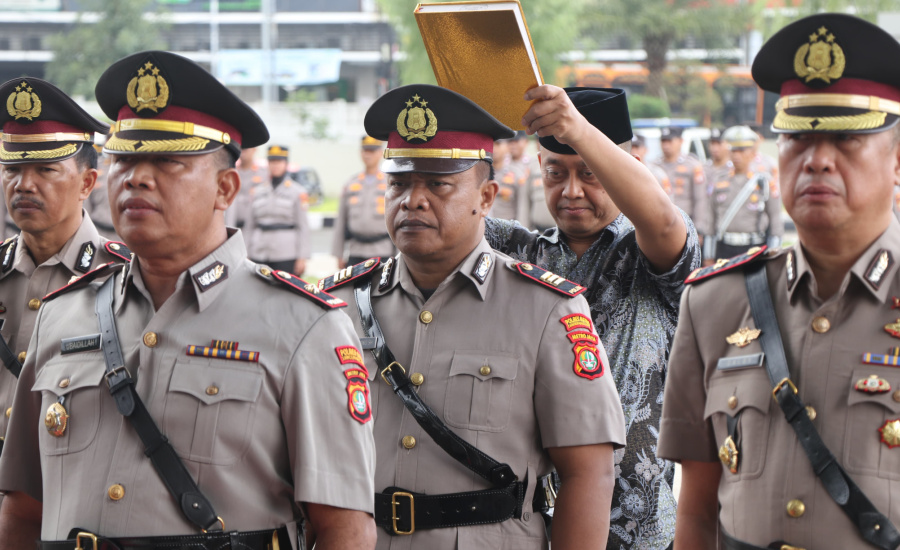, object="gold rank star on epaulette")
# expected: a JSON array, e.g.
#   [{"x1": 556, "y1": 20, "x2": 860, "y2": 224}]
[
  {"x1": 255, "y1": 265, "x2": 347, "y2": 309},
  {"x1": 318, "y1": 258, "x2": 381, "y2": 292},
  {"x1": 105, "y1": 241, "x2": 134, "y2": 262},
  {"x1": 685, "y1": 246, "x2": 769, "y2": 285},
  {"x1": 511, "y1": 262, "x2": 586, "y2": 298}
]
